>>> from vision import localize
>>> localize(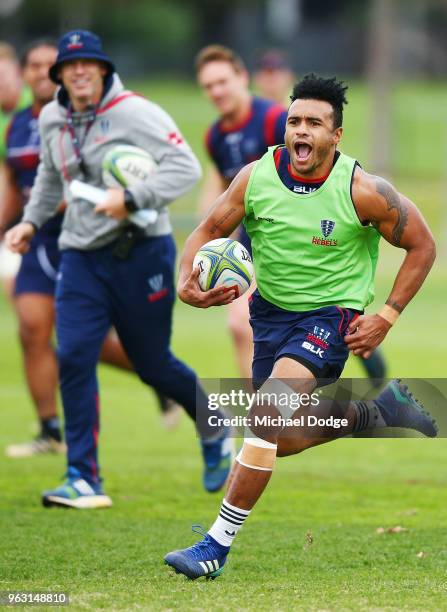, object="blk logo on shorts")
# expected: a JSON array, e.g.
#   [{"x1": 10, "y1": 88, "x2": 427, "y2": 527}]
[{"x1": 302, "y1": 326, "x2": 331, "y2": 358}]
